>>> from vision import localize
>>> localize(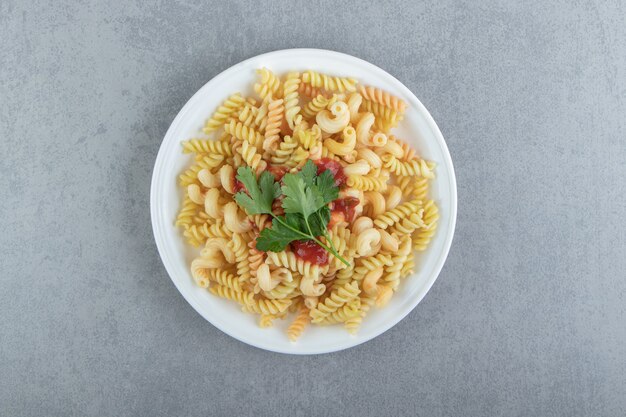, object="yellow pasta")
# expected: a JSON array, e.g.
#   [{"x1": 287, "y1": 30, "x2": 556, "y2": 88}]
[
  {"x1": 182, "y1": 138, "x2": 233, "y2": 156},
  {"x1": 254, "y1": 67, "x2": 281, "y2": 101},
  {"x1": 203, "y1": 93, "x2": 246, "y2": 133},
  {"x1": 283, "y1": 72, "x2": 302, "y2": 129},
  {"x1": 357, "y1": 85, "x2": 407, "y2": 113},
  {"x1": 287, "y1": 306, "x2": 310, "y2": 341},
  {"x1": 295, "y1": 123, "x2": 322, "y2": 150},
  {"x1": 309, "y1": 281, "x2": 360, "y2": 323},
  {"x1": 412, "y1": 200, "x2": 439, "y2": 251},
  {"x1": 374, "y1": 198, "x2": 423, "y2": 230},
  {"x1": 224, "y1": 120, "x2": 264, "y2": 148},
  {"x1": 176, "y1": 68, "x2": 438, "y2": 340},
  {"x1": 382, "y1": 154, "x2": 435, "y2": 178},
  {"x1": 316, "y1": 101, "x2": 350, "y2": 134},
  {"x1": 361, "y1": 99, "x2": 402, "y2": 133},
  {"x1": 302, "y1": 94, "x2": 337, "y2": 119},
  {"x1": 302, "y1": 70, "x2": 359, "y2": 93},
  {"x1": 347, "y1": 173, "x2": 388, "y2": 192},
  {"x1": 263, "y1": 98, "x2": 284, "y2": 153}
]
